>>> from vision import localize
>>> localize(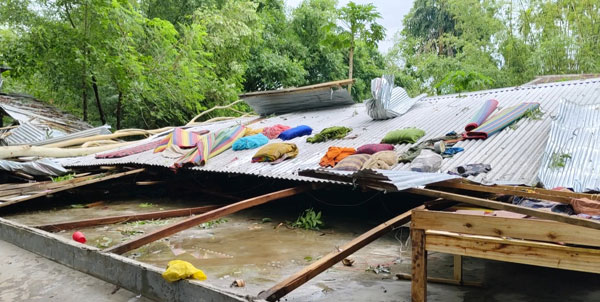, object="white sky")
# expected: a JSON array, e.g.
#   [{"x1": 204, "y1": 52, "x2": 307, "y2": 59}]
[{"x1": 285, "y1": 0, "x2": 415, "y2": 53}]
